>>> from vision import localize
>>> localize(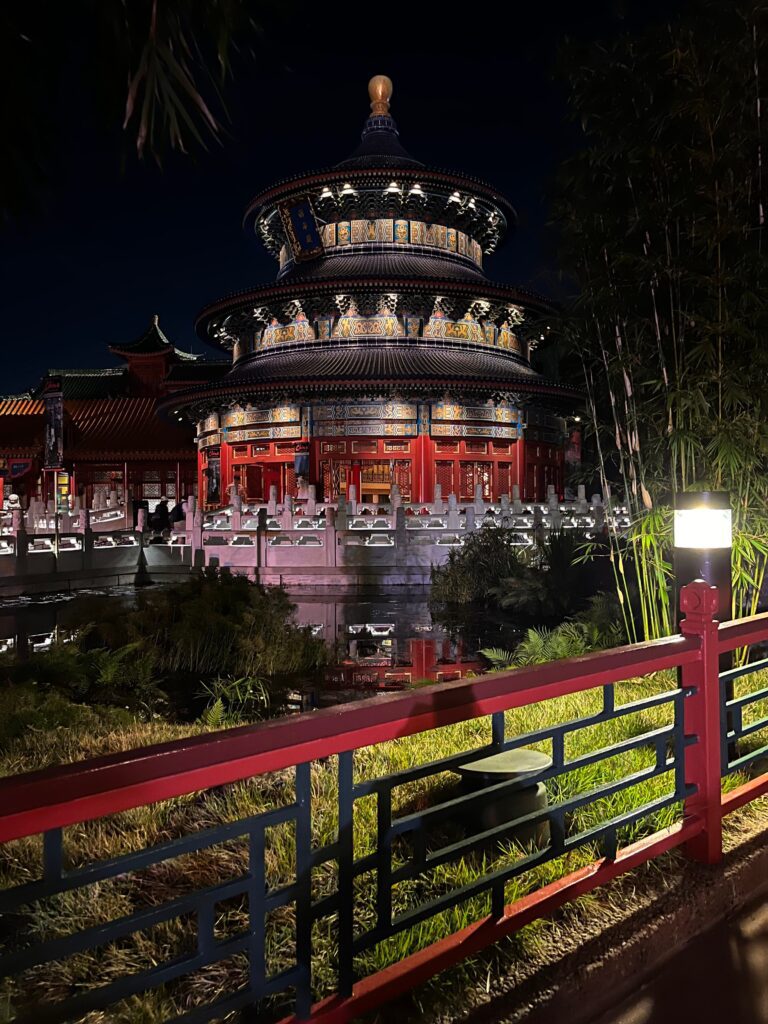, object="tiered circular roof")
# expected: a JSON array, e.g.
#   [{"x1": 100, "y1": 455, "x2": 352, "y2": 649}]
[{"x1": 166, "y1": 76, "x2": 578, "y2": 415}]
